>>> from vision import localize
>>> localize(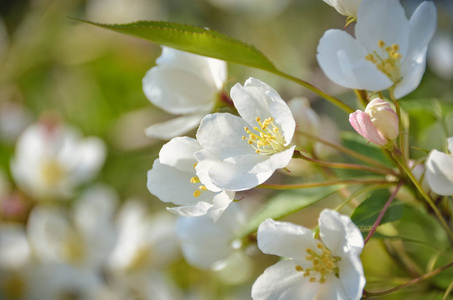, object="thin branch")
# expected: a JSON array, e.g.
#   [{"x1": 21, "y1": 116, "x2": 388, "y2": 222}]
[
  {"x1": 296, "y1": 131, "x2": 396, "y2": 174},
  {"x1": 364, "y1": 181, "x2": 404, "y2": 245},
  {"x1": 363, "y1": 261, "x2": 453, "y2": 297},
  {"x1": 258, "y1": 179, "x2": 391, "y2": 190},
  {"x1": 297, "y1": 153, "x2": 392, "y2": 176}
]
